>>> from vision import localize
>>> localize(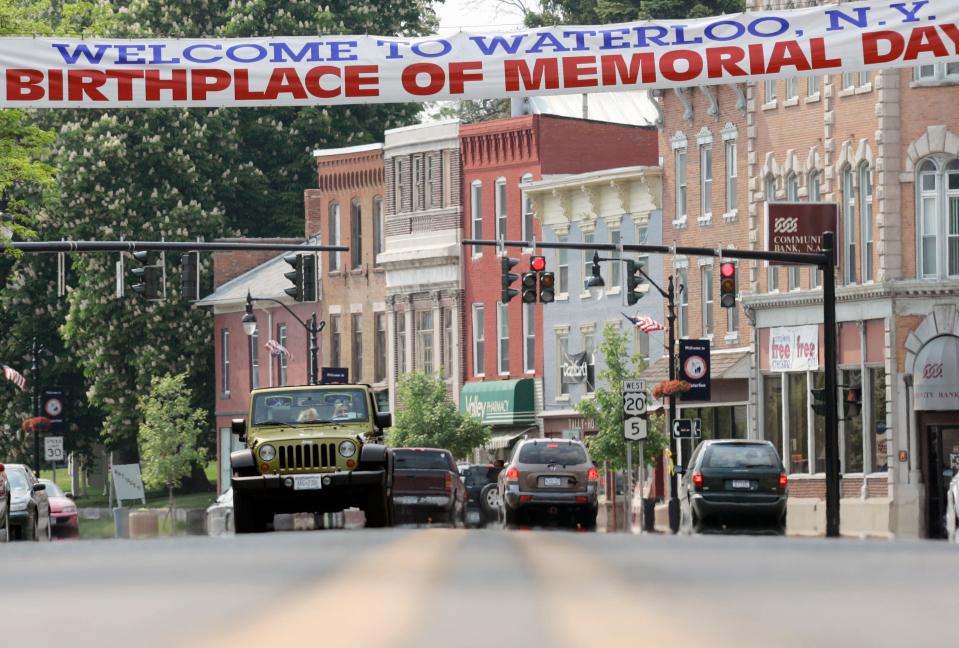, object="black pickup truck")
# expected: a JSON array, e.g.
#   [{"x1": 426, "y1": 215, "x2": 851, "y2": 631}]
[{"x1": 391, "y1": 448, "x2": 466, "y2": 527}]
